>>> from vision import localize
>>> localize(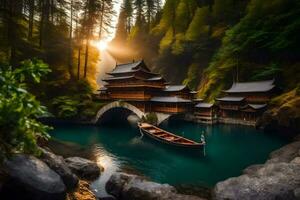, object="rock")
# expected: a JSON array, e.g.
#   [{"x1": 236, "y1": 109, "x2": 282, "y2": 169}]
[
  {"x1": 40, "y1": 148, "x2": 79, "y2": 190},
  {"x1": 1, "y1": 154, "x2": 66, "y2": 200},
  {"x1": 291, "y1": 157, "x2": 300, "y2": 164},
  {"x1": 294, "y1": 188, "x2": 300, "y2": 199},
  {"x1": 101, "y1": 197, "x2": 117, "y2": 200},
  {"x1": 67, "y1": 180, "x2": 97, "y2": 200},
  {"x1": 65, "y1": 157, "x2": 100, "y2": 180},
  {"x1": 242, "y1": 164, "x2": 264, "y2": 175},
  {"x1": 214, "y1": 162, "x2": 300, "y2": 200},
  {"x1": 106, "y1": 172, "x2": 204, "y2": 200},
  {"x1": 267, "y1": 141, "x2": 300, "y2": 163}
]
